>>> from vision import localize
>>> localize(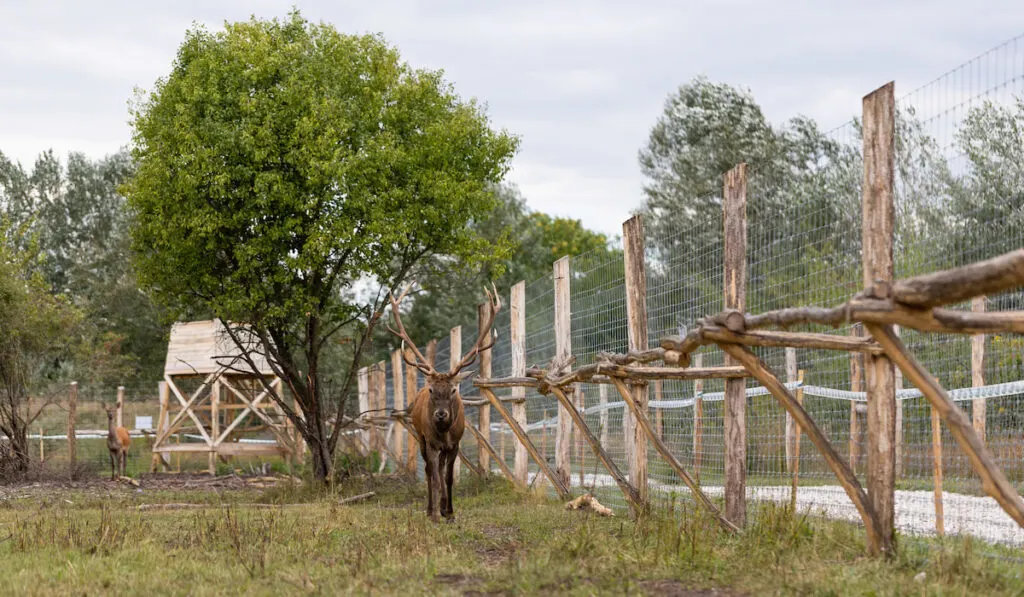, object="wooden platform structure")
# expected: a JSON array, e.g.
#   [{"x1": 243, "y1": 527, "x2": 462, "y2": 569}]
[{"x1": 150, "y1": 319, "x2": 302, "y2": 474}]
